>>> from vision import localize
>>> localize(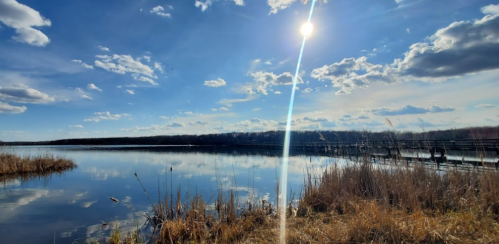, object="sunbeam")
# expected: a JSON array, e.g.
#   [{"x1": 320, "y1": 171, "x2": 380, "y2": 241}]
[{"x1": 280, "y1": 1, "x2": 317, "y2": 243}]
